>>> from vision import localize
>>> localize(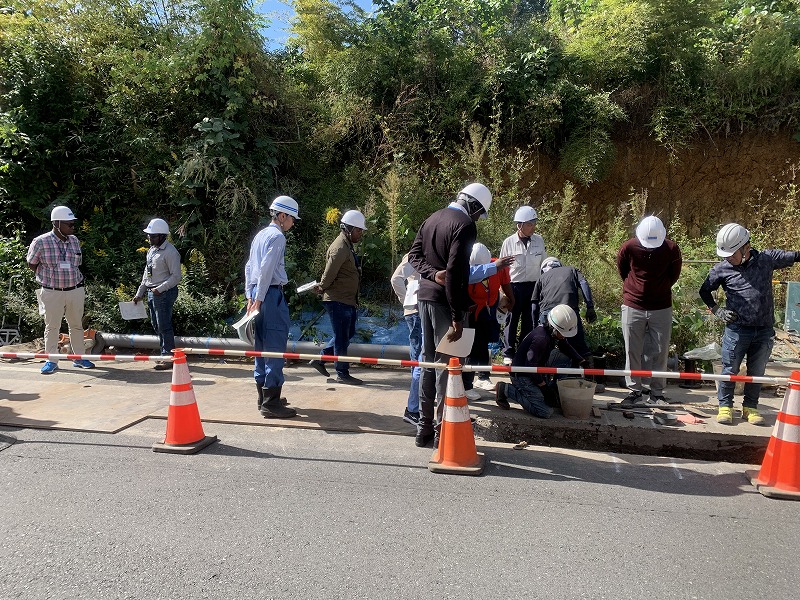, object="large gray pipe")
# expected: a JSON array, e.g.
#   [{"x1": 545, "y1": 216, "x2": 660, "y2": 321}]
[{"x1": 93, "y1": 332, "x2": 411, "y2": 360}]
